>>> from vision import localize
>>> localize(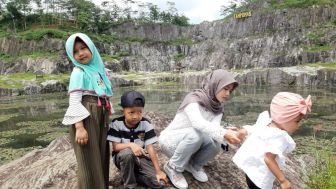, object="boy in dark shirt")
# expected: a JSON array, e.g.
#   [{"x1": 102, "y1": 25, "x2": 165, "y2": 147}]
[{"x1": 108, "y1": 91, "x2": 167, "y2": 189}]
